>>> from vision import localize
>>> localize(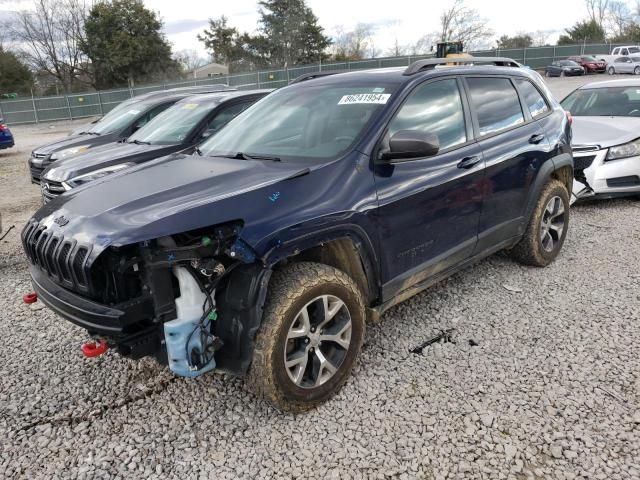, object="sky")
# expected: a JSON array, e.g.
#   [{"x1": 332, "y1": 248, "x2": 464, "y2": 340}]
[
  {"x1": 3, "y1": 0, "x2": 591, "y2": 58},
  {"x1": 154, "y1": 0, "x2": 589, "y2": 58}
]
